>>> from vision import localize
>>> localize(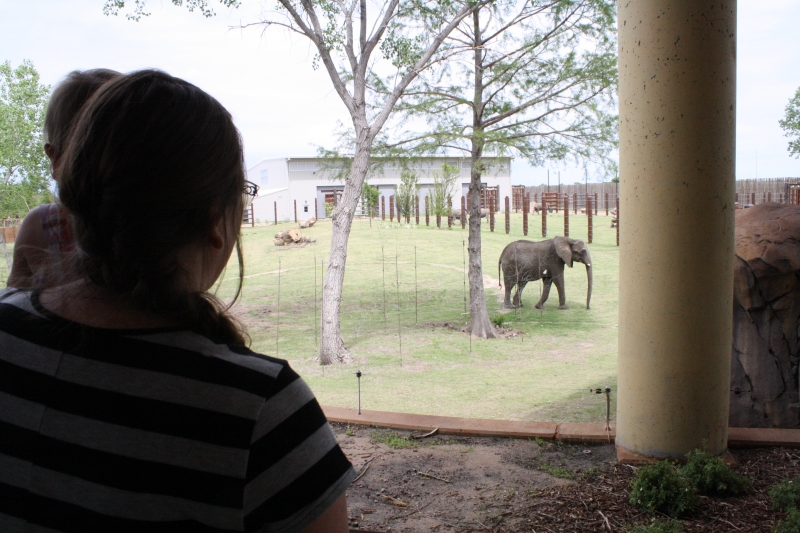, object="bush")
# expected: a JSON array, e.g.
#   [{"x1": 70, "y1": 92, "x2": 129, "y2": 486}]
[
  {"x1": 627, "y1": 518, "x2": 684, "y2": 533},
  {"x1": 771, "y1": 477, "x2": 800, "y2": 512},
  {"x1": 679, "y1": 448, "x2": 750, "y2": 496},
  {"x1": 490, "y1": 314, "x2": 507, "y2": 327},
  {"x1": 629, "y1": 461, "x2": 698, "y2": 517},
  {"x1": 777, "y1": 507, "x2": 800, "y2": 533}
]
